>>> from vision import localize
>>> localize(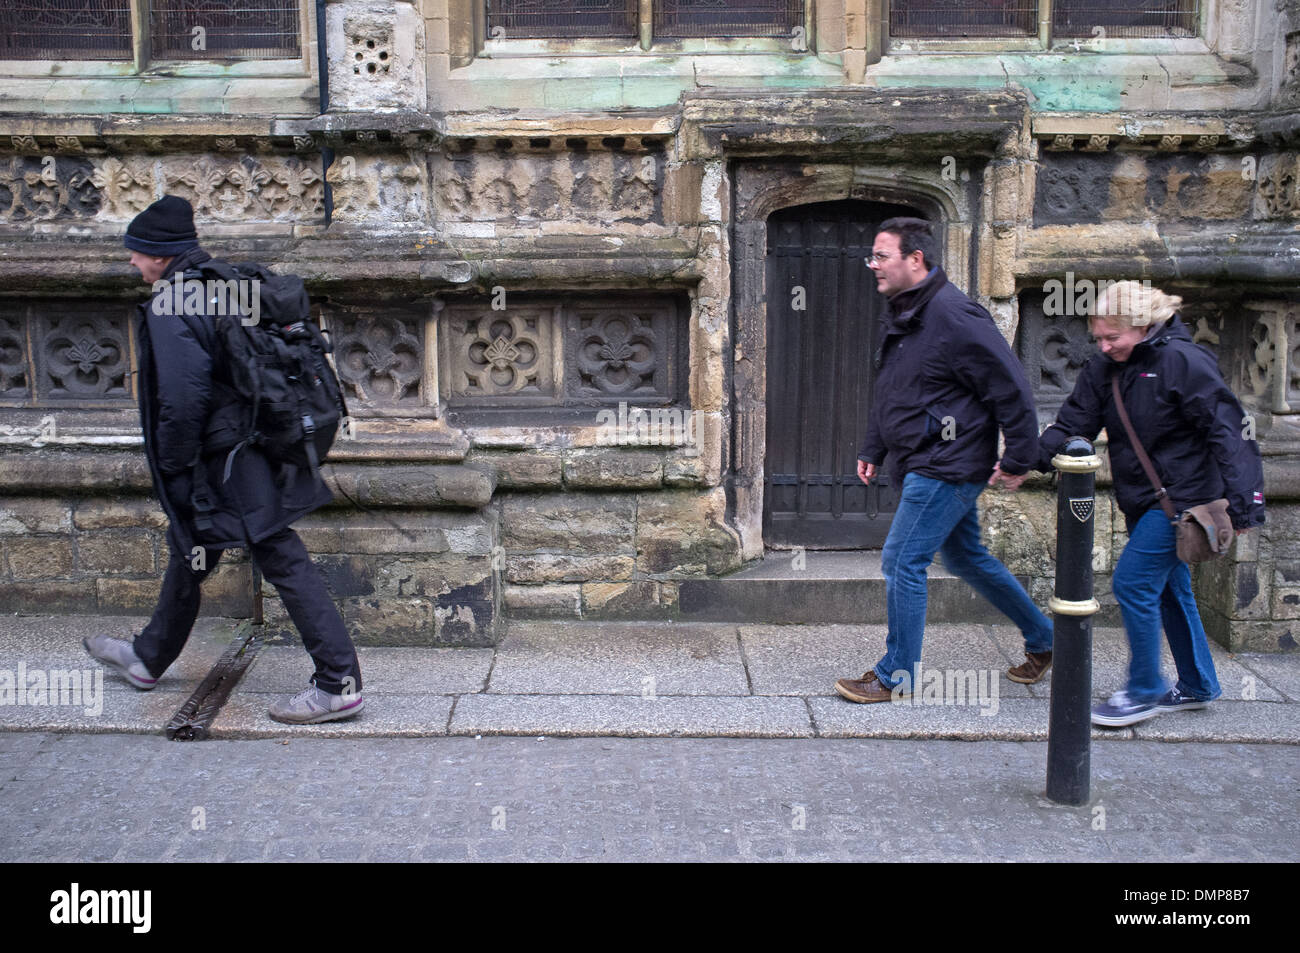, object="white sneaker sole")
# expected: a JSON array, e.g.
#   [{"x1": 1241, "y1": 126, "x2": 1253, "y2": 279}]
[{"x1": 1091, "y1": 706, "x2": 1160, "y2": 728}]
